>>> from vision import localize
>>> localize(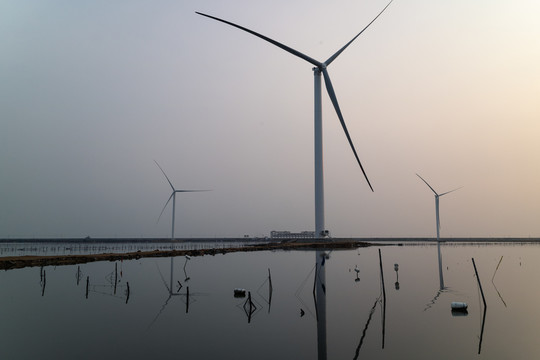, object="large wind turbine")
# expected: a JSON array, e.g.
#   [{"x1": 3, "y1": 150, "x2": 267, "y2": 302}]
[
  {"x1": 417, "y1": 173, "x2": 461, "y2": 289},
  {"x1": 155, "y1": 160, "x2": 209, "y2": 240},
  {"x1": 197, "y1": 1, "x2": 393, "y2": 238}
]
